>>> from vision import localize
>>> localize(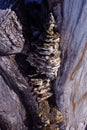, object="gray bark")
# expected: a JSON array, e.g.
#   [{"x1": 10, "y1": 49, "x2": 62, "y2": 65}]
[
  {"x1": 55, "y1": 0, "x2": 87, "y2": 130},
  {"x1": 0, "y1": 0, "x2": 87, "y2": 130},
  {"x1": 0, "y1": 9, "x2": 24, "y2": 55},
  {"x1": 0, "y1": 0, "x2": 39, "y2": 129}
]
